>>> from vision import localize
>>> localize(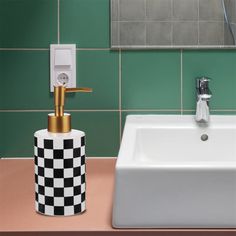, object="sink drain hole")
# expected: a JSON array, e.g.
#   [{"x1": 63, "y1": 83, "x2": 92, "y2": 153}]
[{"x1": 201, "y1": 134, "x2": 209, "y2": 141}]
